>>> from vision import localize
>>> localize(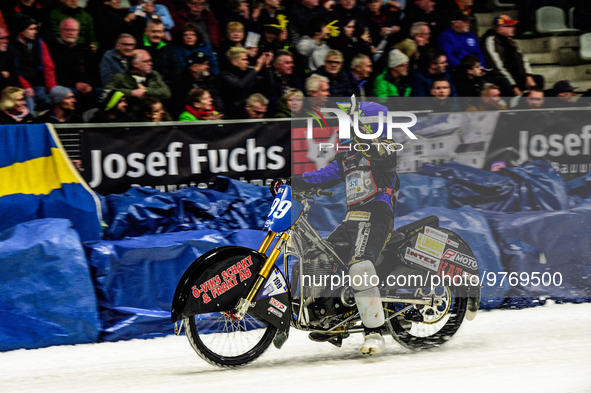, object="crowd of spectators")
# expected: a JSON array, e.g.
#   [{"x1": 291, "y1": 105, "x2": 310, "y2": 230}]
[{"x1": 0, "y1": 0, "x2": 588, "y2": 124}]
